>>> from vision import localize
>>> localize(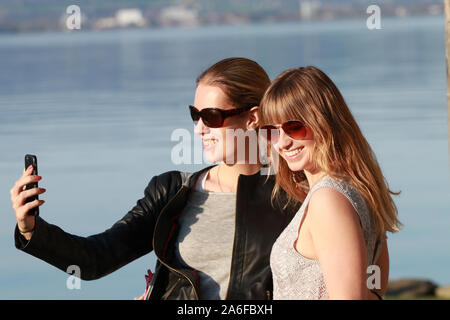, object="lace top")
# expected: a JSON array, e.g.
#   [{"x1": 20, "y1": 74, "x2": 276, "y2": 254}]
[{"x1": 270, "y1": 175, "x2": 384, "y2": 300}]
